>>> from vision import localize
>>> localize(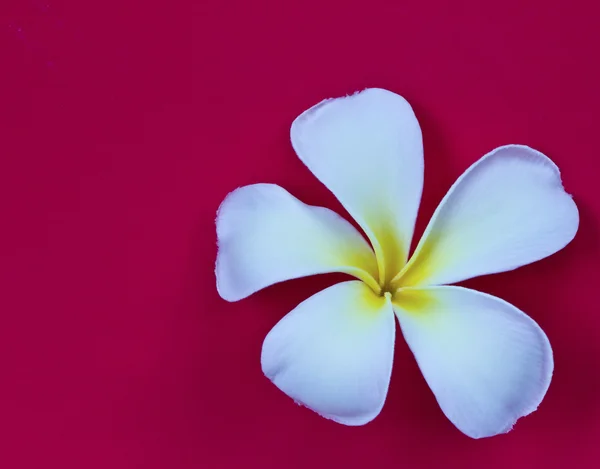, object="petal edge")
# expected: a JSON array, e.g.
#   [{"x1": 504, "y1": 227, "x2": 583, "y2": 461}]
[
  {"x1": 394, "y1": 285, "x2": 553, "y2": 438},
  {"x1": 262, "y1": 281, "x2": 395, "y2": 425},
  {"x1": 291, "y1": 88, "x2": 424, "y2": 282},
  {"x1": 395, "y1": 145, "x2": 579, "y2": 287}
]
